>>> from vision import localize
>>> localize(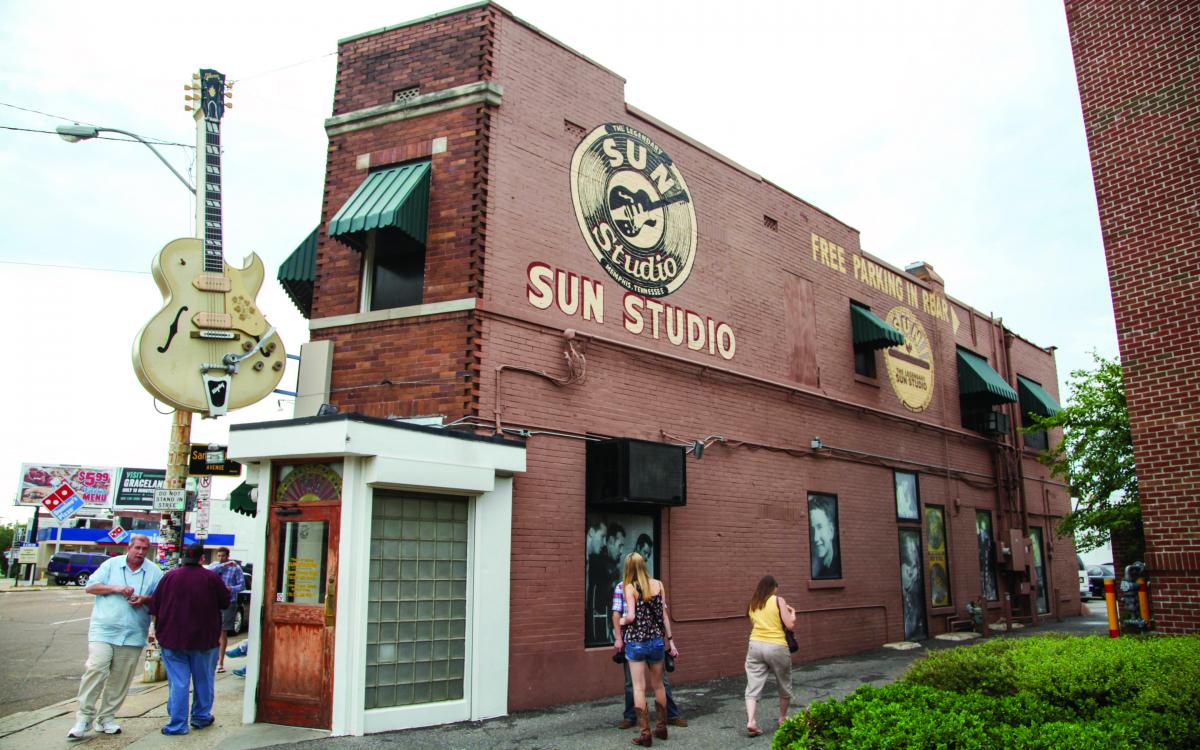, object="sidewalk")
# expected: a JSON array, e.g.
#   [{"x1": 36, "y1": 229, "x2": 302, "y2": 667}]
[{"x1": 0, "y1": 609, "x2": 1109, "y2": 750}]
